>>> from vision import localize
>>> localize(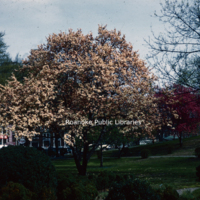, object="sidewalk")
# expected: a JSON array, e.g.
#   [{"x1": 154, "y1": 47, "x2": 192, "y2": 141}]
[
  {"x1": 110, "y1": 155, "x2": 196, "y2": 158},
  {"x1": 176, "y1": 187, "x2": 200, "y2": 195},
  {"x1": 53, "y1": 155, "x2": 197, "y2": 160},
  {"x1": 150, "y1": 155, "x2": 196, "y2": 158}
]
